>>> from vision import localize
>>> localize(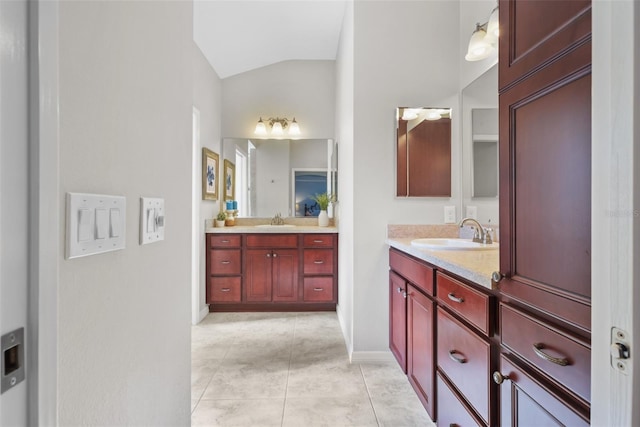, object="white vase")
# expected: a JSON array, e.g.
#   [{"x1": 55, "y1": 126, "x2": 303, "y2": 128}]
[
  {"x1": 215, "y1": 220, "x2": 226, "y2": 228},
  {"x1": 318, "y1": 210, "x2": 329, "y2": 227}
]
